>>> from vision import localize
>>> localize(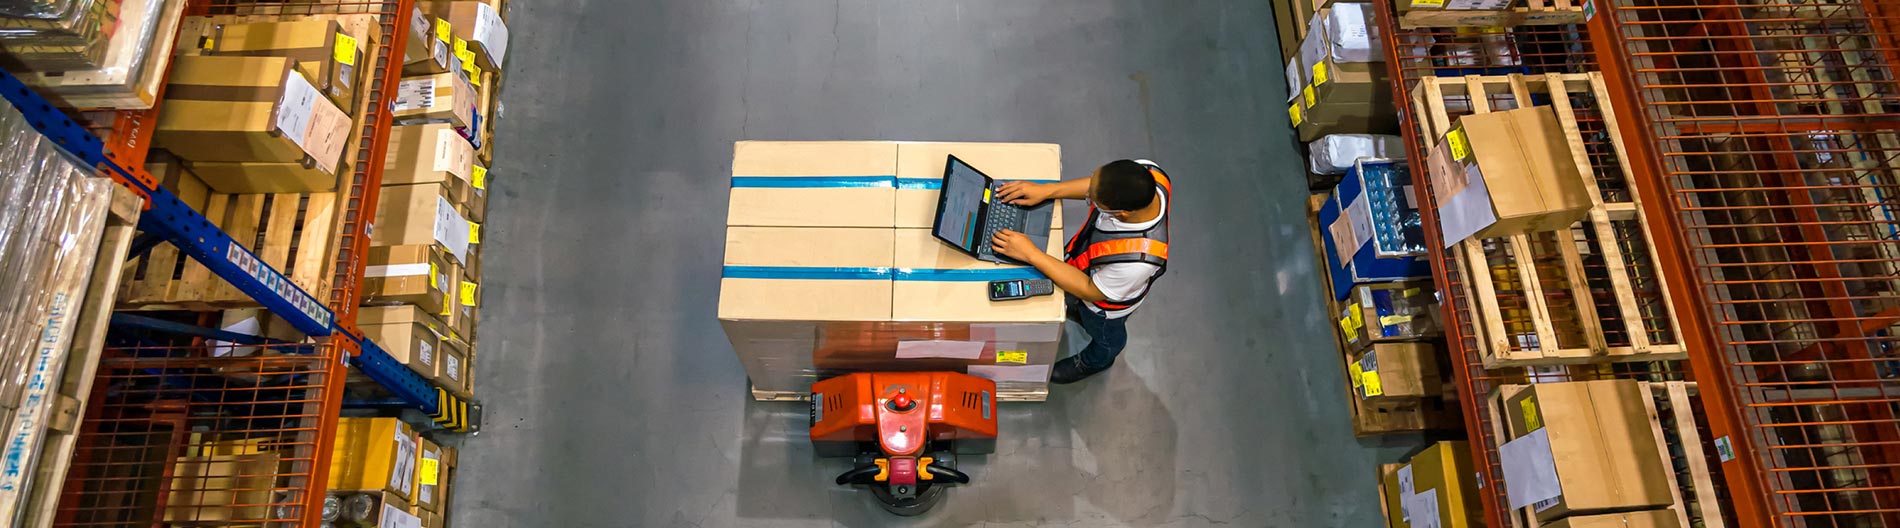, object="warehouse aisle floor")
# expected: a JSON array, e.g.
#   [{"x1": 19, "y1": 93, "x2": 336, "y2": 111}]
[{"x1": 453, "y1": 1, "x2": 1417, "y2": 526}]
